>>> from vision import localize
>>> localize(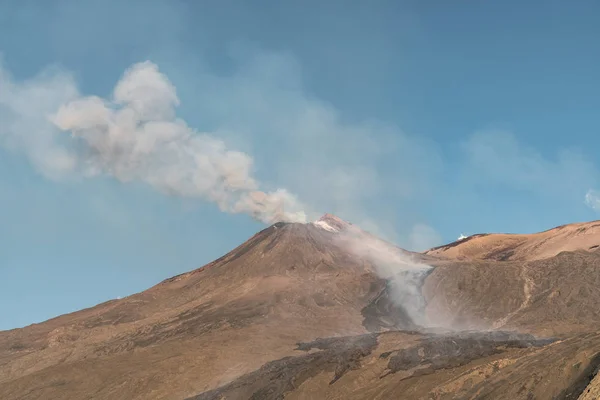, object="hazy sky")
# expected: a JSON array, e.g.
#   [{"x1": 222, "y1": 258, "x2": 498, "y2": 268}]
[{"x1": 1, "y1": 0, "x2": 599, "y2": 330}]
